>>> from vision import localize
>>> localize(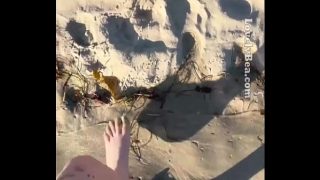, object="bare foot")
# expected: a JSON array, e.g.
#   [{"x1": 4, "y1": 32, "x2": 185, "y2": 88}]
[
  {"x1": 103, "y1": 116, "x2": 130, "y2": 180},
  {"x1": 56, "y1": 155, "x2": 115, "y2": 180}
]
